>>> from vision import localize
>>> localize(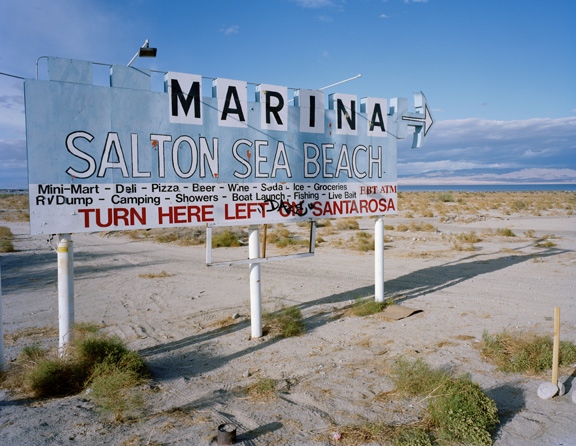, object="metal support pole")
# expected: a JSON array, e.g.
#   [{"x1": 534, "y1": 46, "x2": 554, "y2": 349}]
[
  {"x1": 249, "y1": 225, "x2": 262, "y2": 338},
  {"x1": 375, "y1": 217, "x2": 385, "y2": 302},
  {"x1": 57, "y1": 234, "x2": 74, "y2": 356},
  {"x1": 551, "y1": 306, "x2": 560, "y2": 387},
  {"x1": 0, "y1": 260, "x2": 5, "y2": 371}
]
